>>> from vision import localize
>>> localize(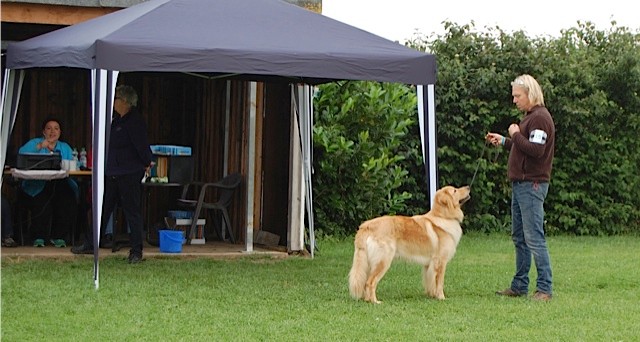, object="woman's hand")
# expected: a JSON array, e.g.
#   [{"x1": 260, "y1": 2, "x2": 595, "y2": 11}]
[
  {"x1": 145, "y1": 161, "x2": 155, "y2": 177},
  {"x1": 38, "y1": 139, "x2": 55, "y2": 151},
  {"x1": 485, "y1": 132, "x2": 503, "y2": 147},
  {"x1": 508, "y1": 123, "x2": 520, "y2": 137}
]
